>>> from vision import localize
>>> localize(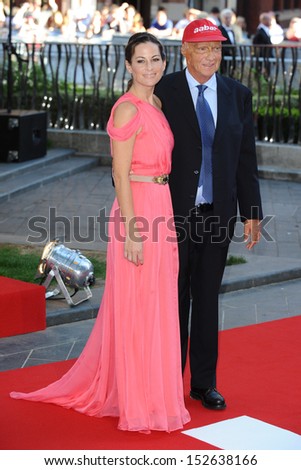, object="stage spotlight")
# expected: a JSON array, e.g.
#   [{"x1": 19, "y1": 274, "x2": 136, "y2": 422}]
[{"x1": 36, "y1": 239, "x2": 95, "y2": 307}]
